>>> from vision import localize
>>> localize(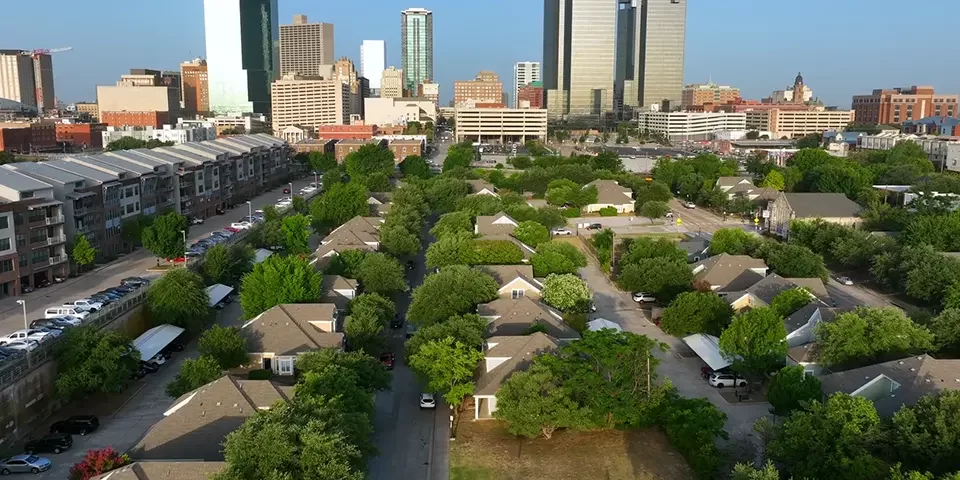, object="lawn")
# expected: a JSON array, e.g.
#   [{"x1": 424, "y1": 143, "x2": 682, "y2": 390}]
[{"x1": 450, "y1": 421, "x2": 694, "y2": 480}]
